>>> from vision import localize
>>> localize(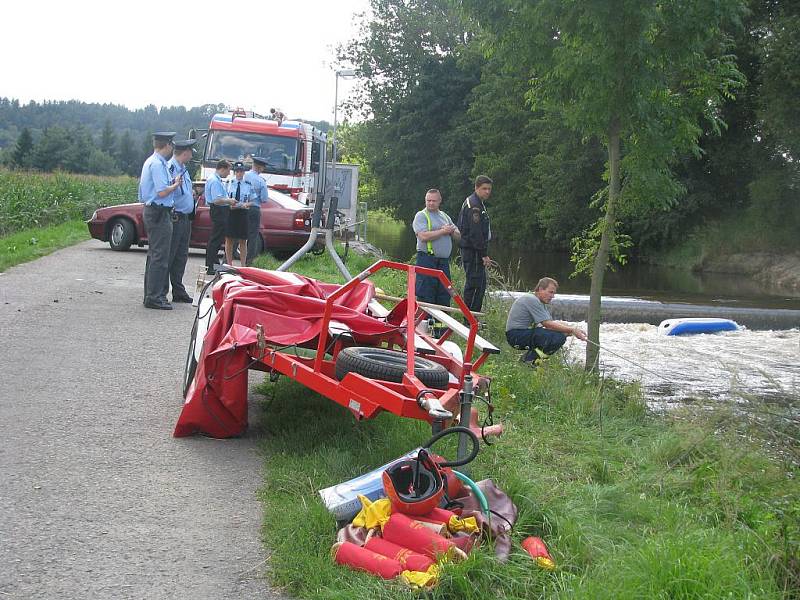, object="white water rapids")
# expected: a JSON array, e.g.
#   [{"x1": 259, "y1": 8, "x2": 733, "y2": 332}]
[{"x1": 560, "y1": 323, "x2": 800, "y2": 410}]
